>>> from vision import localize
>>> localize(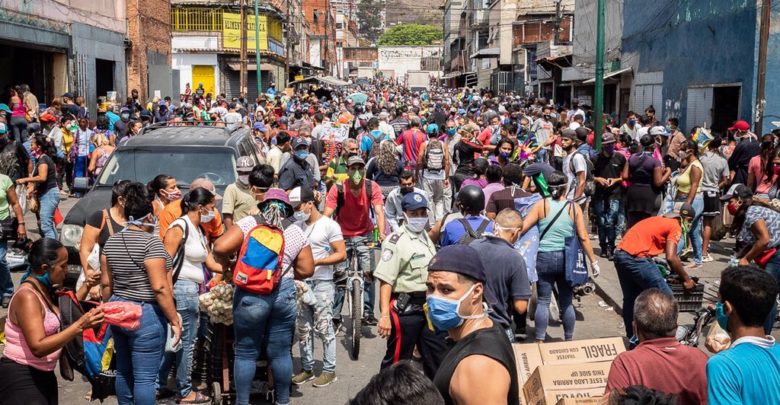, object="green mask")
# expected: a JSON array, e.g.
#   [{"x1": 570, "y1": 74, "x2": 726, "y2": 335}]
[
  {"x1": 351, "y1": 169, "x2": 364, "y2": 185},
  {"x1": 68, "y1": 124, "x2": 79, "y2": 132}
]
